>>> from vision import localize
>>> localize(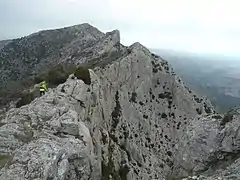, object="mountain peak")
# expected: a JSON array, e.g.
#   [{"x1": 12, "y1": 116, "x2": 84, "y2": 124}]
[{"x1": 130, "y1": 42, "x2": 149, "y2": 52}]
